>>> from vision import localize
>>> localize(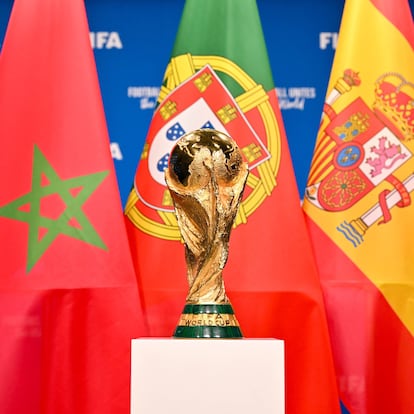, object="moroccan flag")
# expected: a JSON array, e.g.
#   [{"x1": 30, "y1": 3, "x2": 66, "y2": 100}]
[
  {"x1": 125, "y1": 0, "x2": 340, "y2": 412},
  {"x1": 0, "y1": 0, "x2": 147, "y2": 413},
  {"x1": 303, "y1": 0, "x2": 414, "y2": 412}
]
